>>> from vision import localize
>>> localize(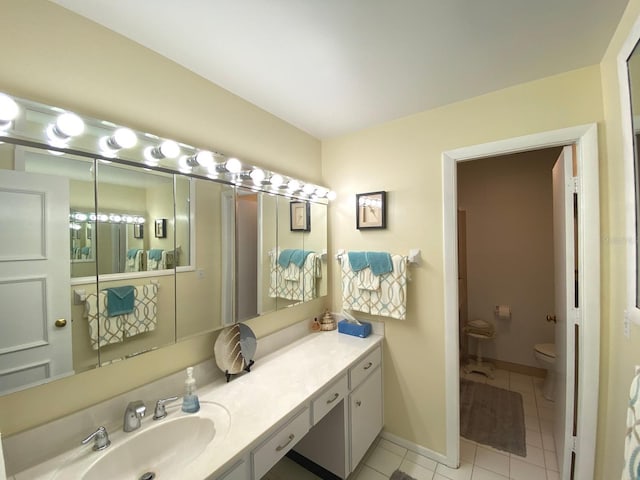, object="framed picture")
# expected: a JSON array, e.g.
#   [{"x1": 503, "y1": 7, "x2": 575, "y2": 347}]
[
  {"x1": 356, "y1": 191, "x2": 387, "y2": 229},
  {"x1": 134, "y1": 223, "x2": 144, "y2": 239},
  {"x1": 154, "y1": 218, "x2": 167, "y2": 238},
  {"x1": 290, "y1": 201, "x2": 310, "y2": 232}
]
